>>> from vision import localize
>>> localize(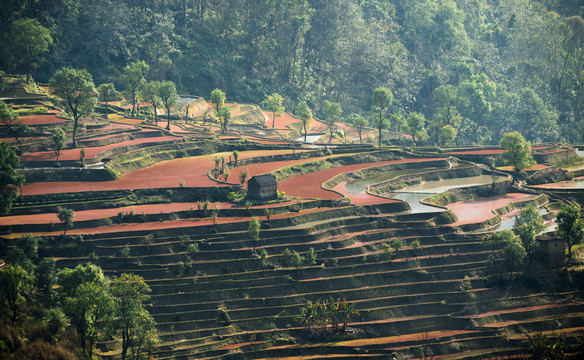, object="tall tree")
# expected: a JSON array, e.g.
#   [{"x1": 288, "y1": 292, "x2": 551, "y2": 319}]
[
  {"x1": 262, "y1": 93, "x2": 285, "y2": 128},
  {"x1": 6, "y1": 18, "x2": 53, "y2": 83},
  {"x1": 58, "y1": 265, "x2": 112, "y2": 359},
  {"x1": 0, "y1": 142, "x2": 25, "y2": 215},
  {"x1": 516, "y1": 203, "x2": 546, "y2": 275},
  {"x1": 51, "y1": 127, "x2": 66, "y2": 166},
  {"x1": 371, "y1": 87, "x2": 392, "y2": 147},
  {"x1": 322, "y1": 100, "x2": 342, "y2": 143},
  {"x1": 157, "y1": 81, "x2": 178, "y2": 130},
  {"x1": 404, "y1": 112, "x2": 427, "y2": 146},
  {"x1": 141, "y1": 81, "x2": 162, "y2": 126},
  {"x1": 248, "y1": 216, "x2": 260, "y2": 253},
  {"x1": 123, "y1": 61, "x2": 149, "y2": 117},
  {"x1": 498, "y1": 132, "x2": 536, "y2": 175},
  {"x1": 556, "y1": 202, "x2": 584, "y2": 265},
  {"x1": 57, "y1": 207, "x2": 75, "y2": 236},
  {"x1": 210, "y1": 88, "x2": 226, "y2": 127},
  {"x1": 352, "y1": 115, "x2": 368, "y2": 144},
  {"x1": 0, "y1": 265, "x2": 32, "y2": 325},
  {"x1": 0, "y1": 100, "x2": 26, "y2": 155},
  {"x1": 295, "y1": 101, "x2": 312, "y2": 142},
  {"x1": 97, "y1": 83, "x2": 116, "y2": 120},
  {"x1": 219, "y1": 105, "x2": 232, "y2": 134},
  {"x1": 49, "y1": 67, "x2": 97, "y2": 148},
  {"x1": 109, "y1": 273, "x2": 157, "y2": 360}
]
